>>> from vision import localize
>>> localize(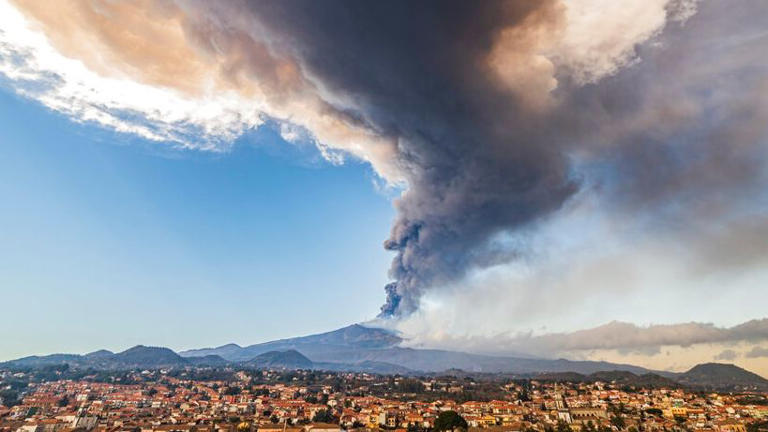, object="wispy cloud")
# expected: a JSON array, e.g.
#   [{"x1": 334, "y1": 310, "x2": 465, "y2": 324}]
[
  {"x1": 714, "y1": 349, "x2": 739, "y2": 361},
  {"x1": 393, "y1": 318, "x2": 768, "y2": 359},
  {"x1": 746, "y1": 346, "x2": 768, "y2": 358}
]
